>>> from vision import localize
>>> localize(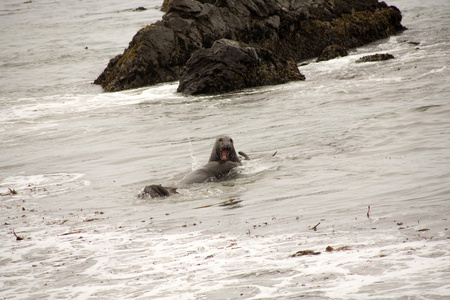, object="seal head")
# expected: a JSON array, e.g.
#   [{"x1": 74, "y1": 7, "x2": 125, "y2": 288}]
[{"x1": 209, "y1": 135, "x2": 241, "y2": 164}]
